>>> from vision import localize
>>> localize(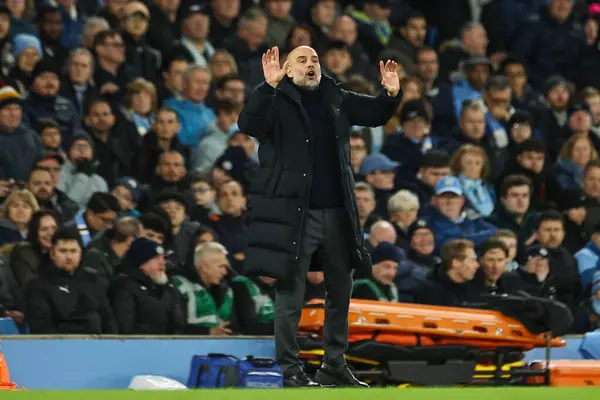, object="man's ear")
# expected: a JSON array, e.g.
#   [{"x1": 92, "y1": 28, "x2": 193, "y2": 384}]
[{"x1": 286, "y1": 65, "x2": 293, "y2": 78}]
